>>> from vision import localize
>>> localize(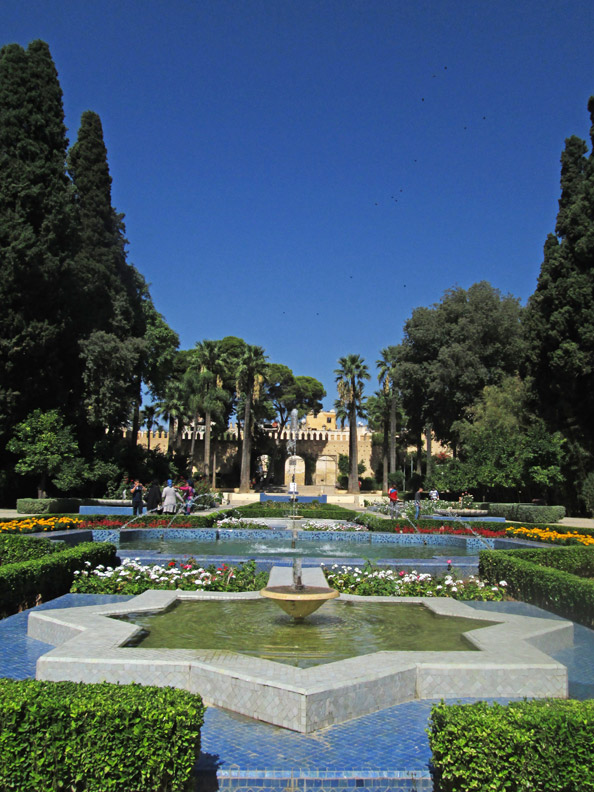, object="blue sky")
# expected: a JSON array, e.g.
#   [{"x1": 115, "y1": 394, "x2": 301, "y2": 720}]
[{"x1": 4, "y1": 0, "x2": 594, "y2": 407}]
